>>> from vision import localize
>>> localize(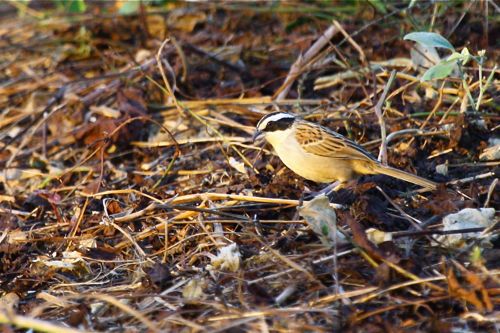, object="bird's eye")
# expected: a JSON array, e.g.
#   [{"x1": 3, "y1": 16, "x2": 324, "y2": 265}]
[
  {"x1": 264, "y1": 122, "x2": 278, "y2": 132},
  {"x1": 264, "y1": 118, "x2": 294, "y2": 132}
]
